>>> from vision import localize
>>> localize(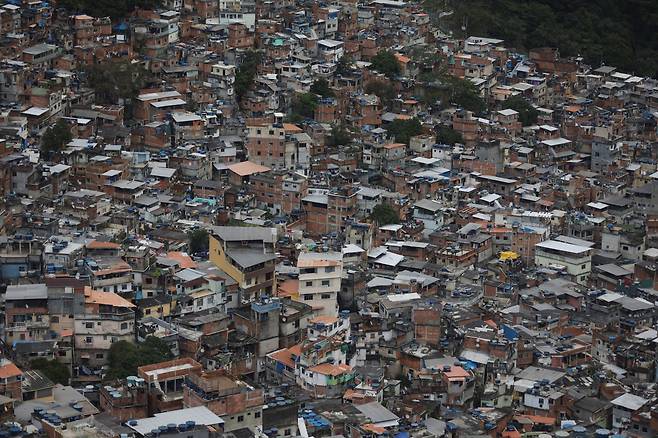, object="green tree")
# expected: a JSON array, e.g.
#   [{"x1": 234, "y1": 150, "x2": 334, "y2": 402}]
[
  {"x1": 327, "y1": 125, "x2": 352, "y2": 147},
  {"x1": 107, "y1": 337, "x2": 173, "y2": 380},
  {"x1": 371, "y1": 204, "x2": 400, "y2": 226},
  {"x1": 86, "y1": 60, "x2": 151, "y2": 118},
  {"x1": 386, "y1": 118, "x2": 422, "y2": 145},
  {"x1": 188, "y1": 228, "x2": 209, "y2": 254},
  {"x1": 140, "y1": 336, "x2": 174, "y2": 365},
  {"x1": 41, "y1": 119, "x2": 72, "y2": 158},
  {"x1": 235, "y1": 51, "x2": 262, "y2": 102},
  {"x1": 502, "y1": 95, "x2": 538, "y2": 126},
  {"x1": 370, "y1": 50, "x2": 401, "y2": 79},
  {"x1": 448, "y1": 77, "x2": 486, "y2": 113},
  {"x1": 444, "y1": 0, "x2": 658, "y2": 78},
  {"x1": 310, "y1": 78, "x2": 334, "y2": 98},
  {"x1": 335, "y1": 55, "x2": 354, "y2": 76},
  {"x1": 107, "y1": 341, "x2": 139, "y2": 379},
  {"x1": 436, "y1": 125, "x2": 463, "y2": 145},
  {"x1": 57, "y1": 0, "x2": 161, "y2": 20},
  {"x1": 31, "y1": 359, "x2": 70, "y2": 385},
  {"x1": 290, "y1": 93, "x2": 318, "y2": 120},
  {"x1": 364, "y1": 80, "x2": 396, "y2": 108},
  {"x1": 86, "y1": 60, "x2": 150, "y2": 104}
]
